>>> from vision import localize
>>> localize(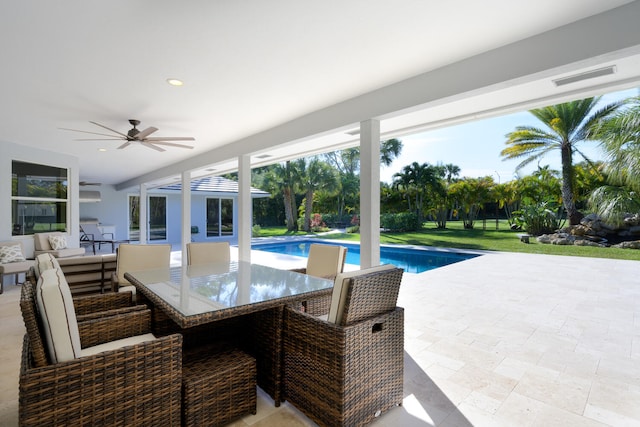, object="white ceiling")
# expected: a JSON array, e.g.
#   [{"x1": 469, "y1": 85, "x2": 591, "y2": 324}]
[{"x1": 2, "y1": 1, "x2": 640, "y2": 190}]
